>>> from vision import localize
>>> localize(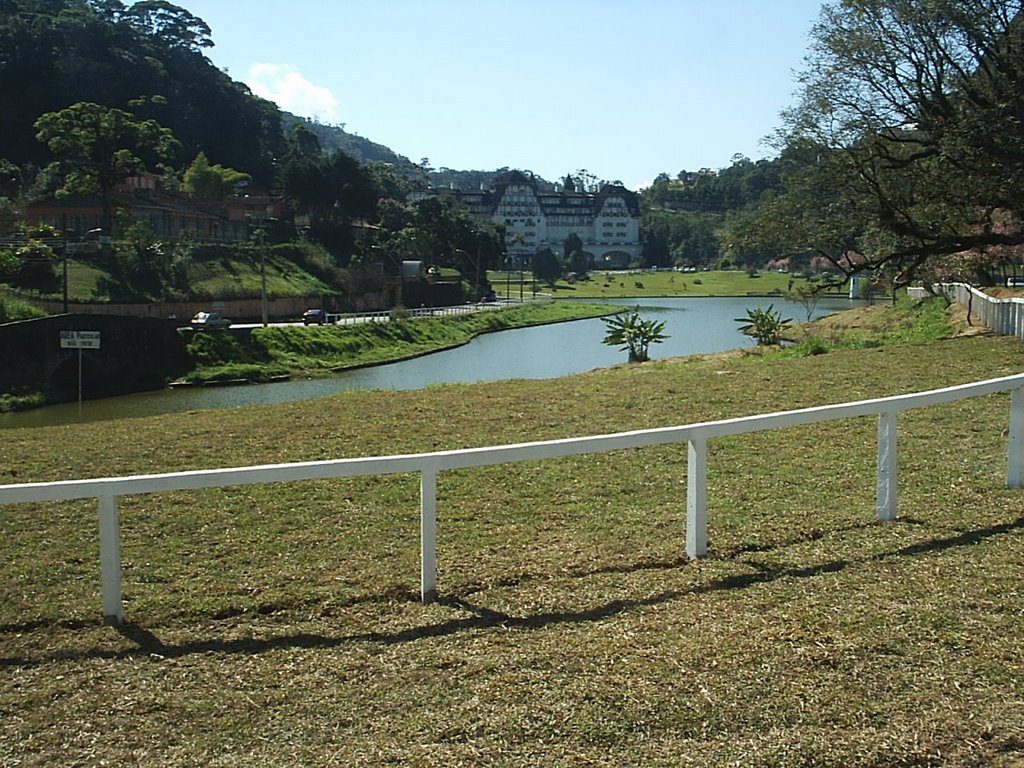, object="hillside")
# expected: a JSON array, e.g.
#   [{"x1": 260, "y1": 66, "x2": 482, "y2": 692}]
[
  {"x1": 0, "y1": 1, "x2": 283, "y2": 184},
  {"x1": 0, "y1": 2, "x2": 552, "y2": 194},
  {"x1": 280, "y1": 112, "x2": 410, "y2": 166}
]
